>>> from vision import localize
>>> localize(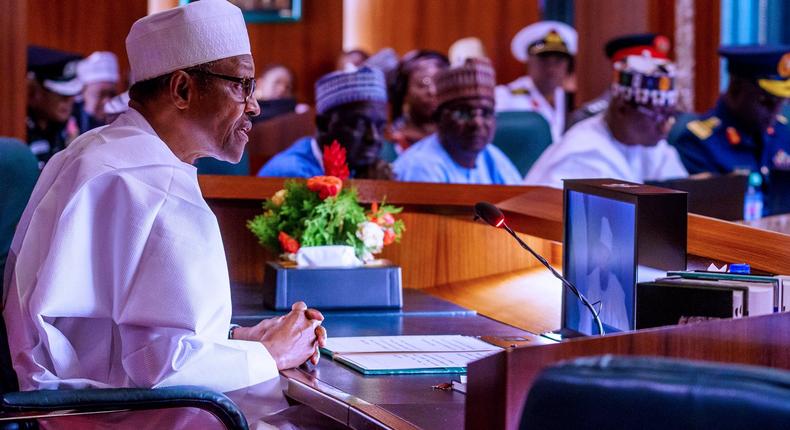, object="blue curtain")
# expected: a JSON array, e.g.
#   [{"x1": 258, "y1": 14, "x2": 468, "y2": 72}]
[{"x1": 541, "y1": 0, "x2": 574, "y2": 25}]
